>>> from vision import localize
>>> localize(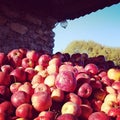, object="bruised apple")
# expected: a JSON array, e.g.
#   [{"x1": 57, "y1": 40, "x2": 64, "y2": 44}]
[{"x1": 55, "y1": 71, "x2": 77, "y2": 92}]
